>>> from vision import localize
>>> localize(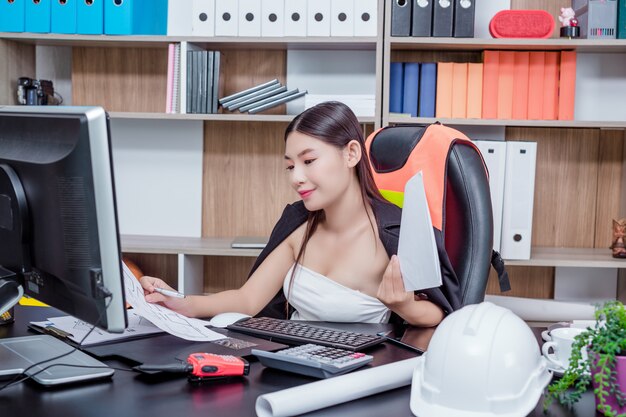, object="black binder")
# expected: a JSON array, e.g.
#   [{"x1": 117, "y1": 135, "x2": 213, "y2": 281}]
[
  {"x1": 411, "y1": 0, "x2": 433, "y2": 37},
  {"x1": 453, "y1": 0, "x2": 475, "y2": 37},
  {"x1": 391, "y1": 0, "x2": 412, "y2": 37},
  {"x1": 432, "y1": 0, "x2": 454, "y2": 37}
]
